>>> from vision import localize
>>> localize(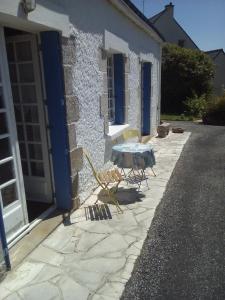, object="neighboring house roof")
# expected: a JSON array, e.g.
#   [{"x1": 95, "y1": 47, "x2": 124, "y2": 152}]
[
  {"x1": 149, "y1": 2, "x2": 199, "y2": 49},
  {"x1": 206, "y1": 49, "x2": 225, "y2": 60},
  {"x1": 119, "y1": 0, "x2": 165, "y2": 42},
  {"x1": 149, "y1": 9, "x2": 166, "y2": 24}
]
